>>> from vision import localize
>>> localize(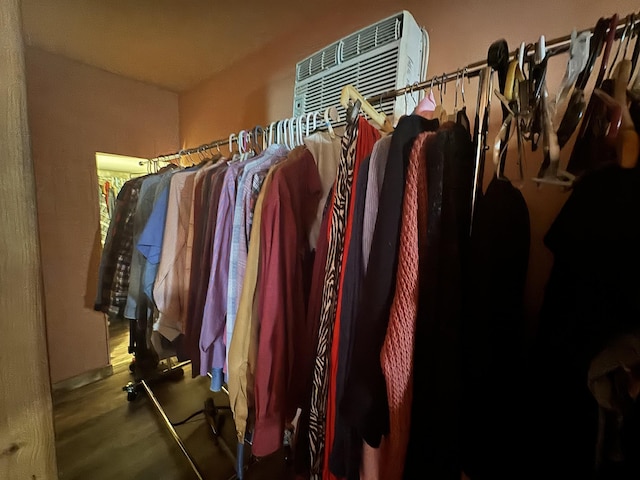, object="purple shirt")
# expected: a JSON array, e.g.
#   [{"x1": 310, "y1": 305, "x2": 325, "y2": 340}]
[
  {"x1": 225, "y1": 145, "x2": 289, "y2": 377},
  {"x1": 200, "y1": 162, "x2": 244, "y2": 380}
]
